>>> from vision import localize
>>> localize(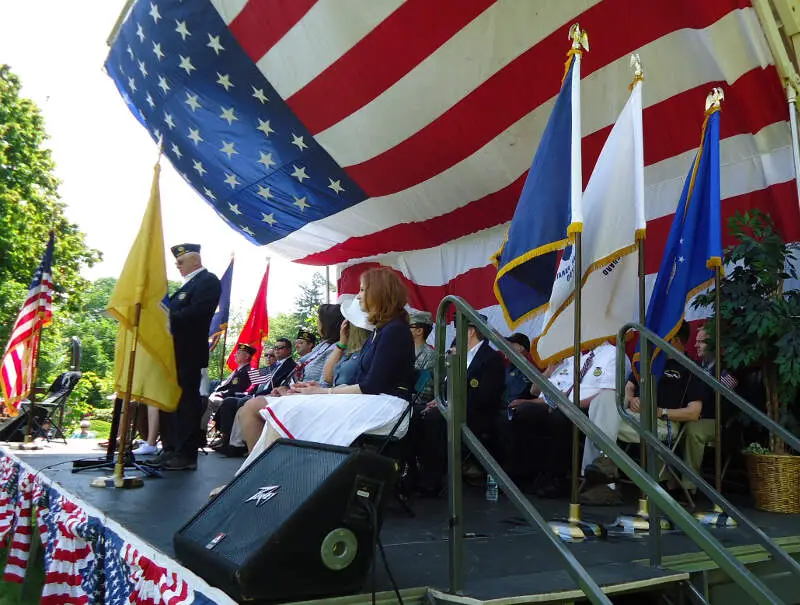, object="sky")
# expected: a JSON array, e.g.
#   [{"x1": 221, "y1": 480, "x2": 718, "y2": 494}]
[{"x1": 0, "y1": 0, "x2": 323, "y2": 316}]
